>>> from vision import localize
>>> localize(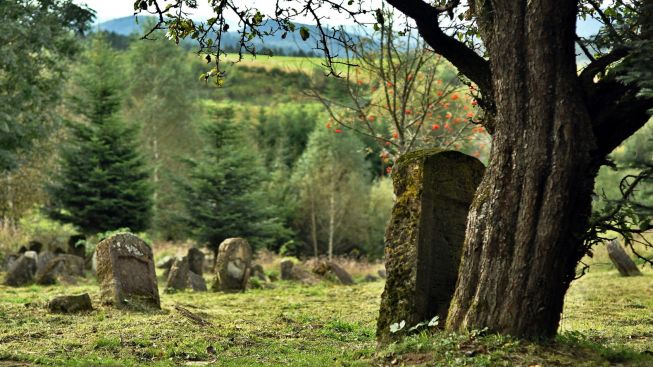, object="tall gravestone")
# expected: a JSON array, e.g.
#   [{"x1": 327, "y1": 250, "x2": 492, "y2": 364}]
[
  {"x1": 95, "y1": 233, "x2": 160, "y2": 309},
  {"x1": 187, "y1": 248, "x2": 205, "y2": 276},
  {"x1": 211, "y1": 238, "x2": 252, "y2": 292},
  {"x1": 377, "y1": 149, "x2": 484, "y2": 342},
  {"x1": 4, "y1": 251, "x2": 38, "y2": 286},
  {"x1": 165, "y1": 256, "x2": 189, "y2": 292}
]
